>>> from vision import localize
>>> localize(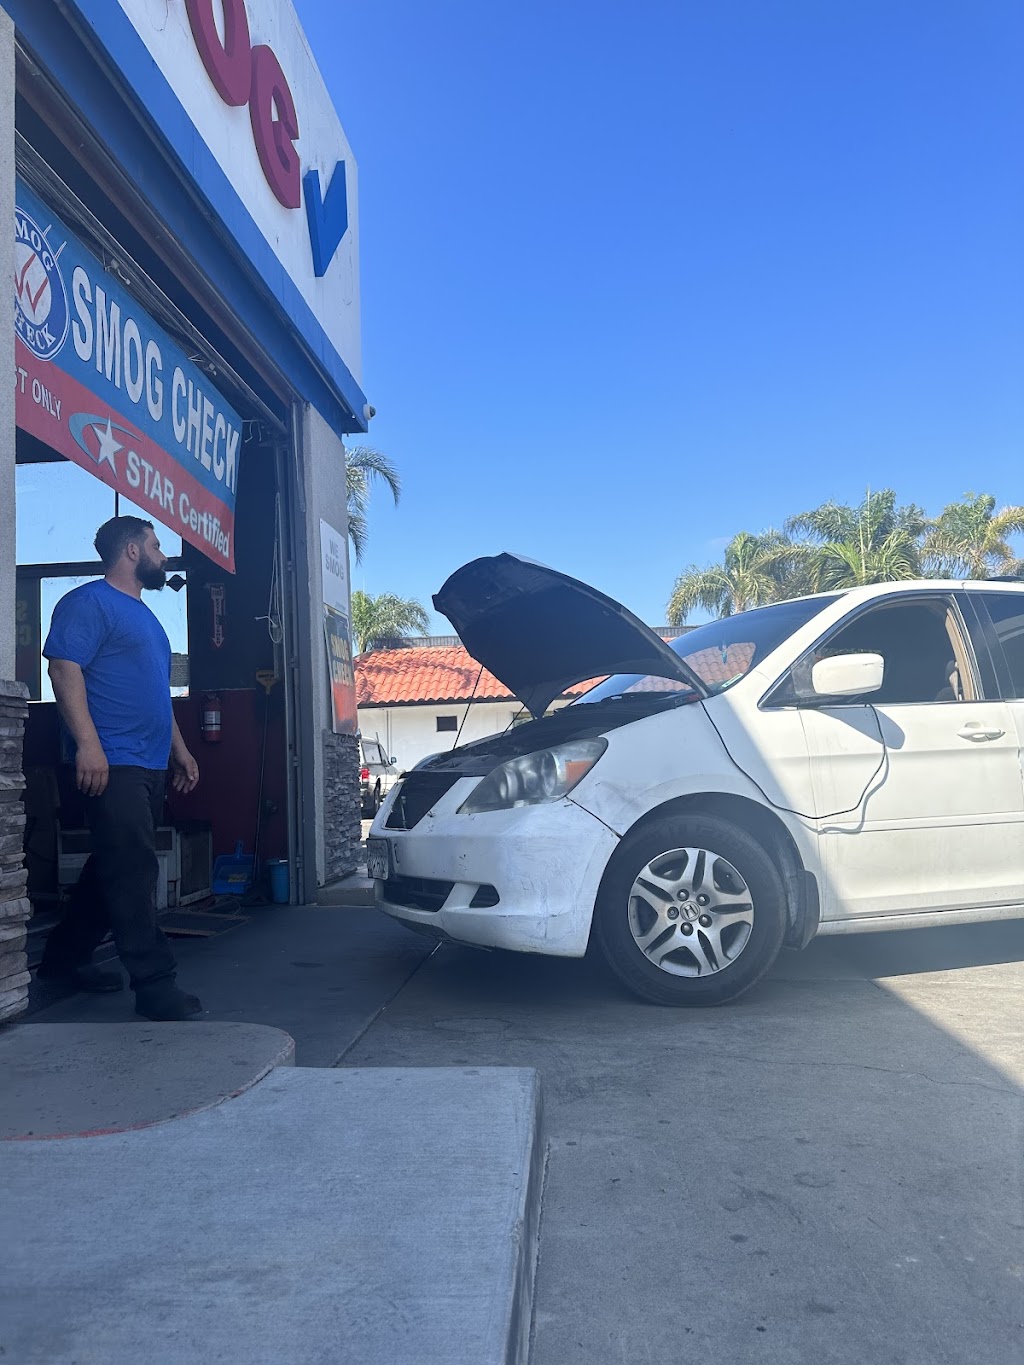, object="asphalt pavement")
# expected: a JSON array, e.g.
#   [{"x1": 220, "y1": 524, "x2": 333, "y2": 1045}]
[
  {"x1": 343, "y1": 920, "x2": 1024, "y2": 1365},
  {"x1": 18, "y1": 901, "x2": 1024, "y2": 1363}
]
